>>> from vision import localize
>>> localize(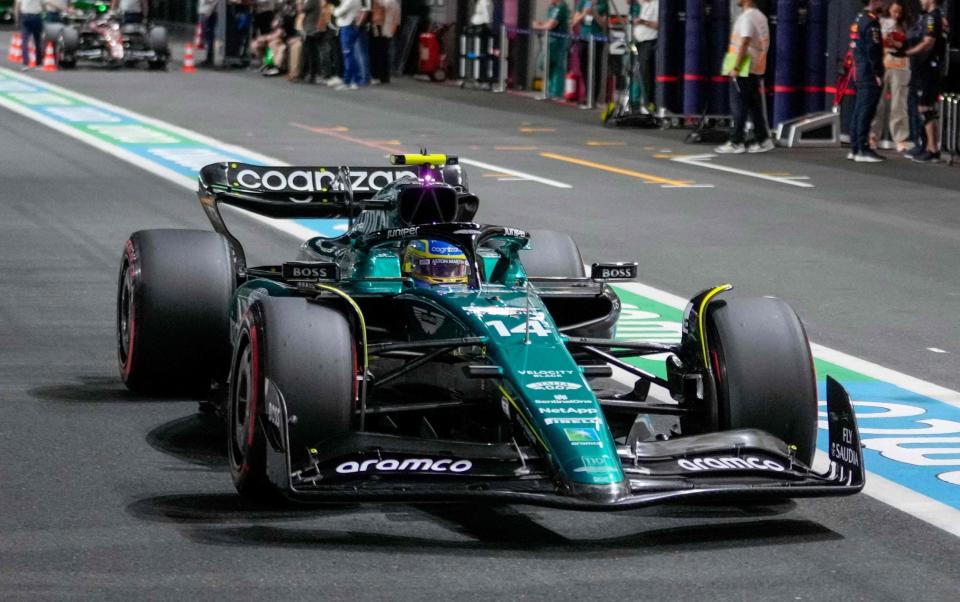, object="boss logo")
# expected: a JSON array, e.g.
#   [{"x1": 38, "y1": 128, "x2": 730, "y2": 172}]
[
  {"x1": 591, "y1": 262, "x2": 638, "y2": 281},
  {"x1": 282, "y1": 262, "x2": 339, "y2": 282}
]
